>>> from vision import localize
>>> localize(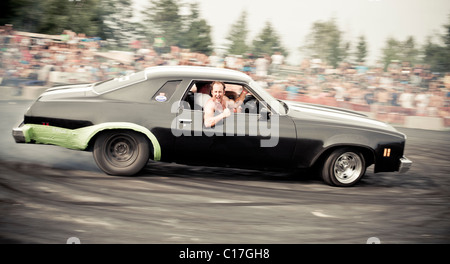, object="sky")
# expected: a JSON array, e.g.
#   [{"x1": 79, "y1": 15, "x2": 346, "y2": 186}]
[{"x1": 133, "y1": 0, "x2": 450, "y2": 65}]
